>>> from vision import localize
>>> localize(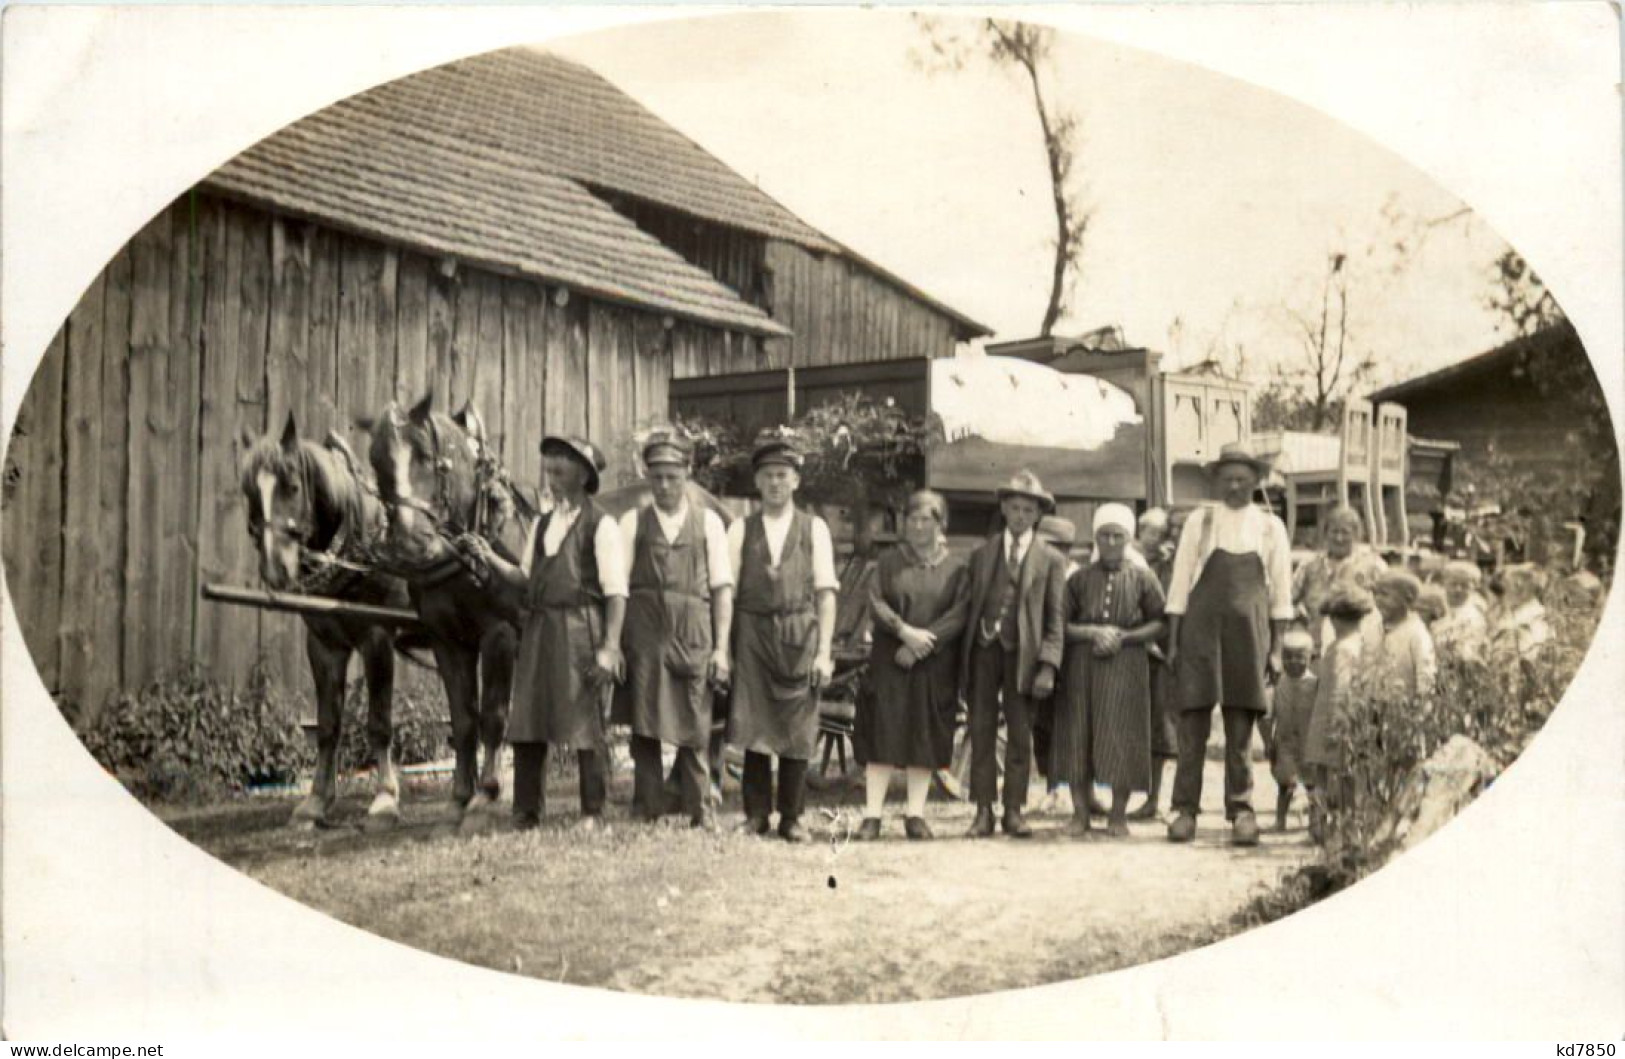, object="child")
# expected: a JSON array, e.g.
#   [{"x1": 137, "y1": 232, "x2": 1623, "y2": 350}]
[
  {"x1": 1302, "y1": 585, "x2": 1374, "y2": 843},
  {"x1": 1266, "y1": 627, "x2": 1318, "y2": 831},
  {"x1": 1368, "y1": 570, "x2": 1438, "y2": 704}
]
